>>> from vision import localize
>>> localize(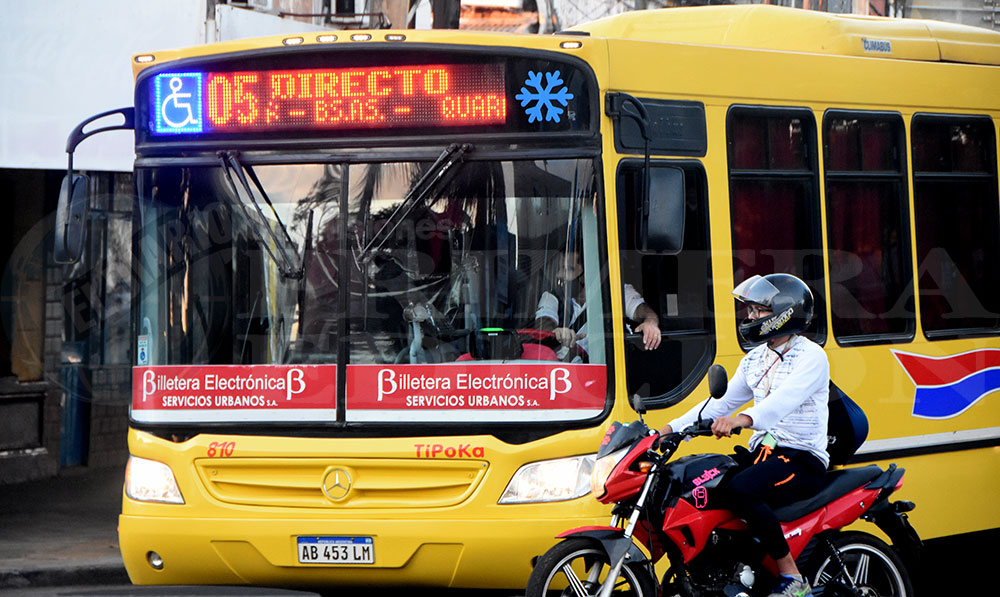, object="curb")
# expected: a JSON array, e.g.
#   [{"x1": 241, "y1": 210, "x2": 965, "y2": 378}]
[{"x1": 0, "y1": 562, "x2": 129, "y2": 589}]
